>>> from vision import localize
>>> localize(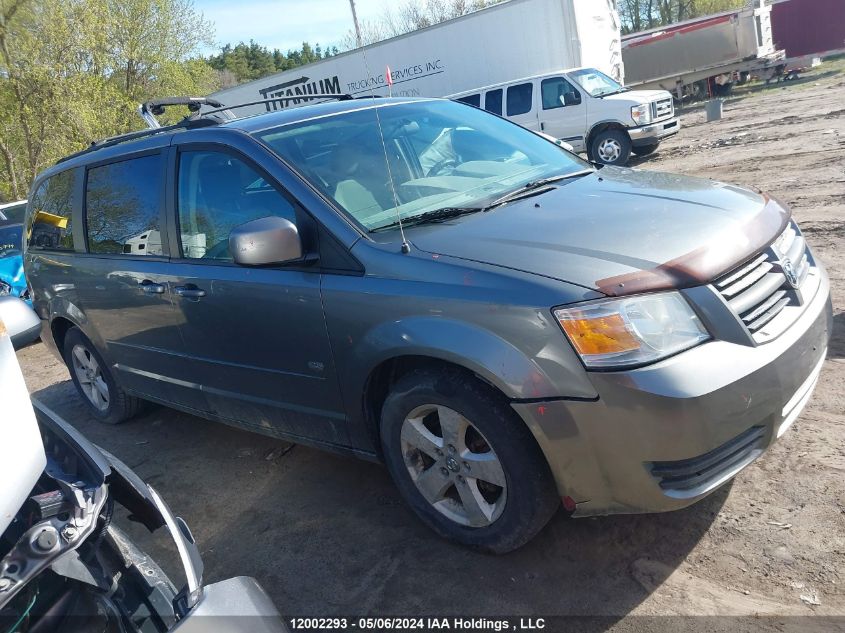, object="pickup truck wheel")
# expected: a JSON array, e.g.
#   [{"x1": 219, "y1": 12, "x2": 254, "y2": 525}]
[
  {"x1": 590, "y1": 129, "x2": 632, "y2": 166},
  {"x1": 632, "y1": 143, "x2": 659, "y2": 157},
  {"x1": 64, "y1": 327, "x2": 140, "y2": 424},
  {"x1": 380, "y1": 368, "x2": 559, "y2": 553}
]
